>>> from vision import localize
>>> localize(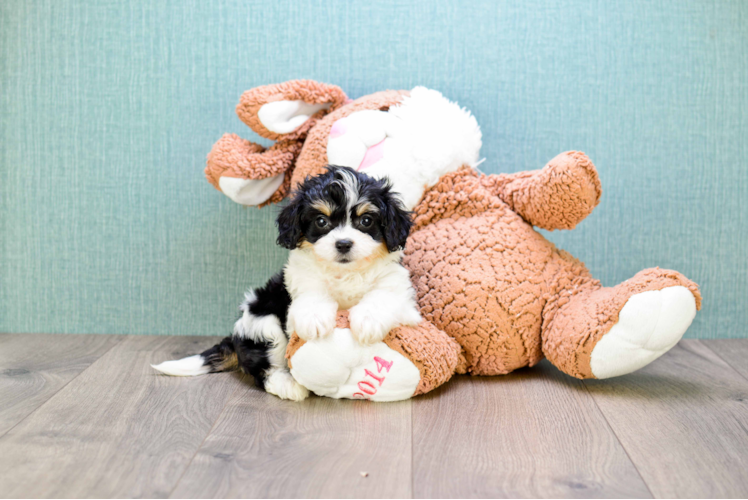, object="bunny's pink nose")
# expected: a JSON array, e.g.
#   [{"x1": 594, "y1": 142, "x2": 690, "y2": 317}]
[{"x1": 357, "y1": 139, "x2": 385, "y2": 171}]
